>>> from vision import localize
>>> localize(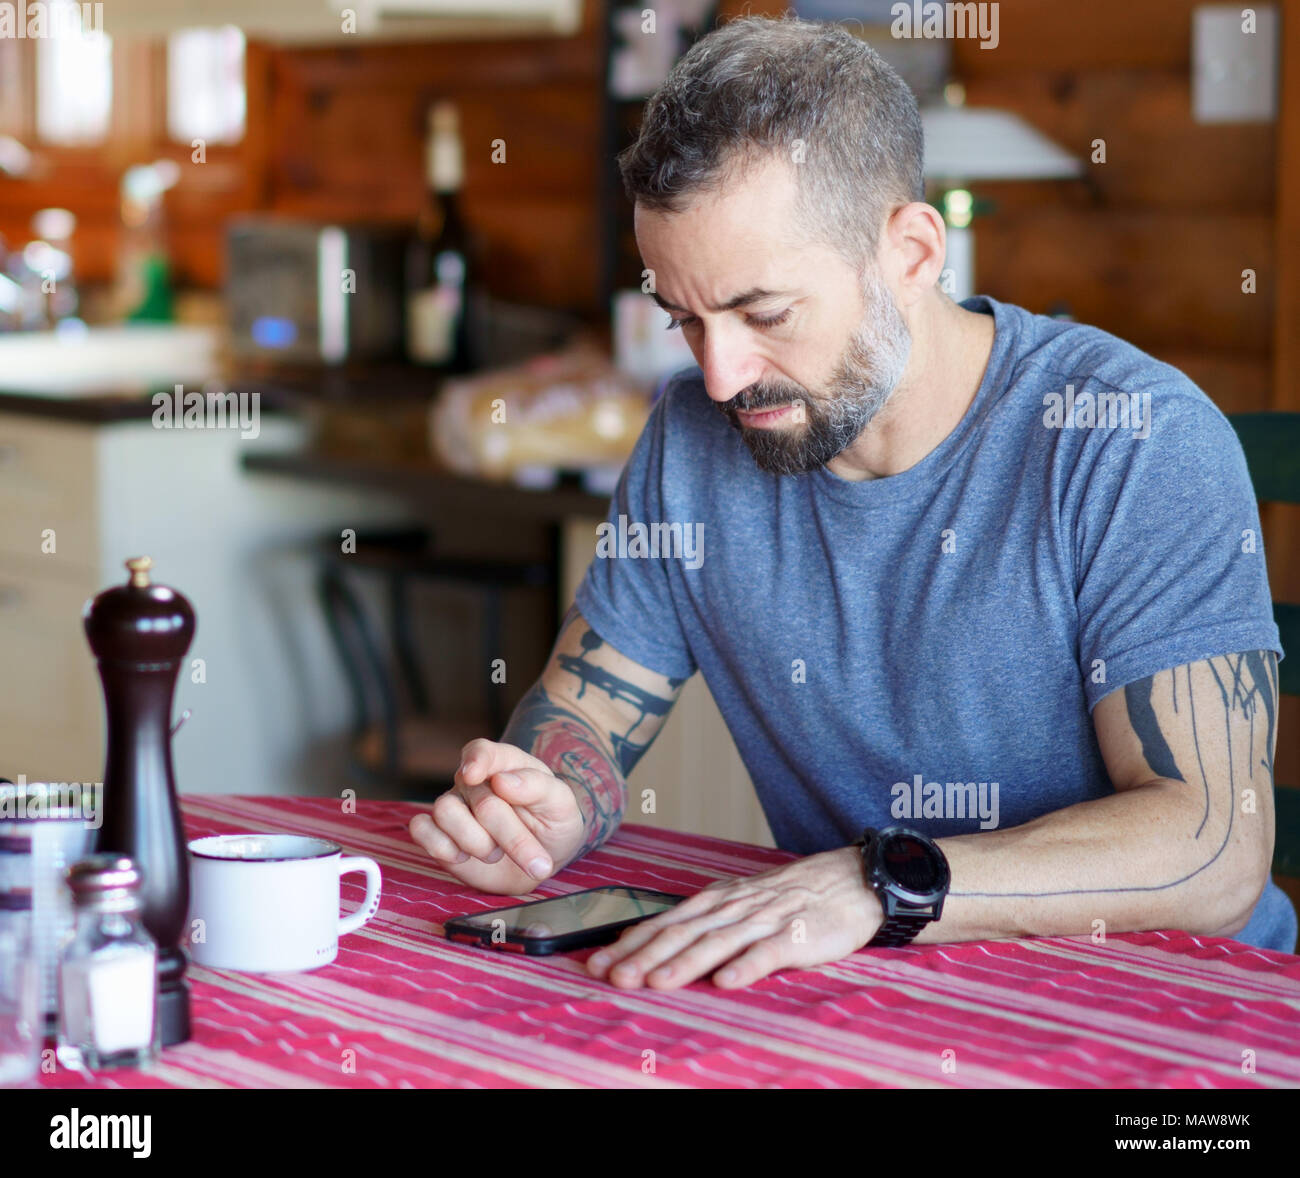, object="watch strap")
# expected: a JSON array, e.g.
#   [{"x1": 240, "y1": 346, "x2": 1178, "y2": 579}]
[{"x1": 867, "y1": 910, "x2": 933, "y2": 948}]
